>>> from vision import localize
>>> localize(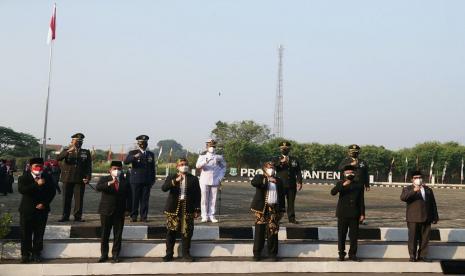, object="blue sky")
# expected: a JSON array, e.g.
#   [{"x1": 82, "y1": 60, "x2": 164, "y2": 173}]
[{"x1": 1, "y1": 0, "x2": 464, "y2": 152}]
